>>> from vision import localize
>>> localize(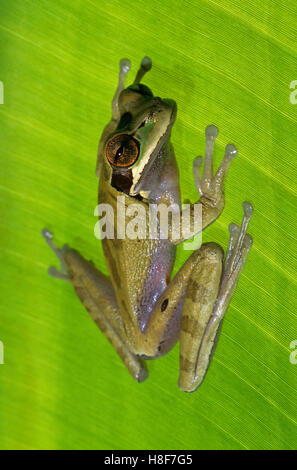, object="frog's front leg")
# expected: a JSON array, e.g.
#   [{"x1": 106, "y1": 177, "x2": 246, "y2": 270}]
[
  {"x1": 171, "y1": 125, "x2": 238, "y2": 244},
  {"x1": 42, "y1": 230, "x2": 148, "y2": 383},
  {"x1": 143, "y1": 203, "x2": 253, "y2": 392}
]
